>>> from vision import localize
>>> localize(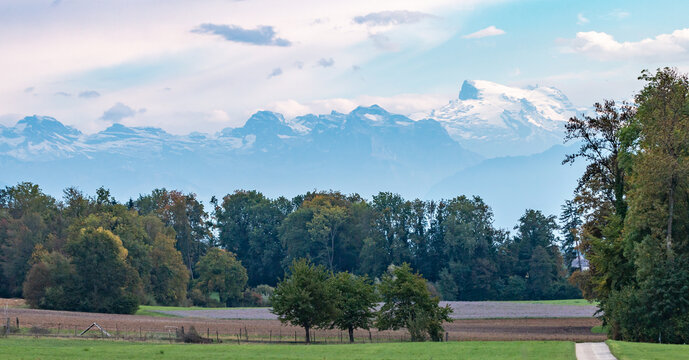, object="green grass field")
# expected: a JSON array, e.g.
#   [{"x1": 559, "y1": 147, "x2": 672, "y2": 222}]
[
  {"x1": 607, "y1": 340, "x2": 689, "y2": 360},
  {"x1": 505, "y1": 299, "x2": 598, "y2": 306},
  {"x1": 134, "y1": 305, "x2": 271, "y2": 317},
  {"x1": 133, "y1": 300, "x2": 597, "y2": 317},
  {"x1": 1, "y1": 338, "x2": 576, "y2": 360},
  {"x1": 590, "y1": 325, "x2": 608, "y2": 334}
]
